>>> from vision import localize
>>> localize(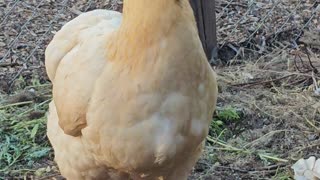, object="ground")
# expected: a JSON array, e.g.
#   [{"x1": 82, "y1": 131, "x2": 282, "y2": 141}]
[{"x1": 0, "y1": 0, "x2": 320, "y2": 179}]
